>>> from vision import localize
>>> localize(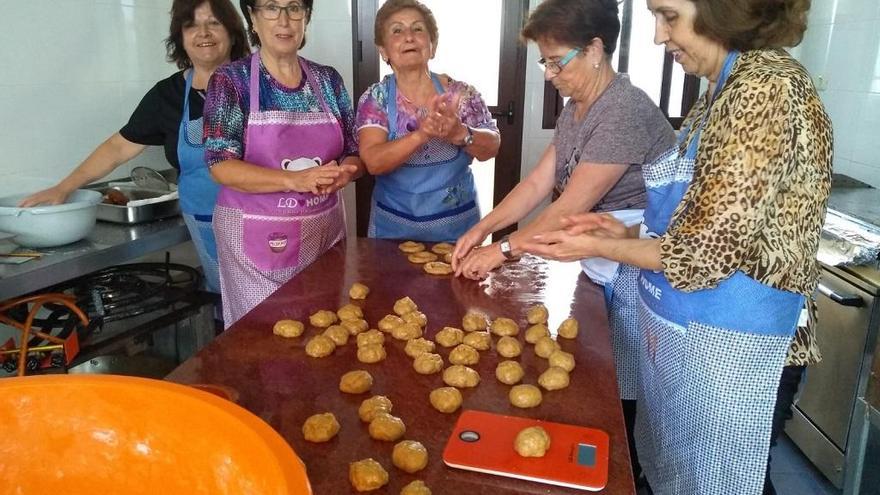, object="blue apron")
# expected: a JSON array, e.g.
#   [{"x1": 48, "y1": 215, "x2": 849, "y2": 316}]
[
  {"x1": 178, "y1": 70, "x2": 220, "y2": 293},
  {"x1": 368, "y1": 73, "x2": 480, "y2": 242},
  {"x1": 634, "y1": 51, "x2": 802, "y2": 494}
]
